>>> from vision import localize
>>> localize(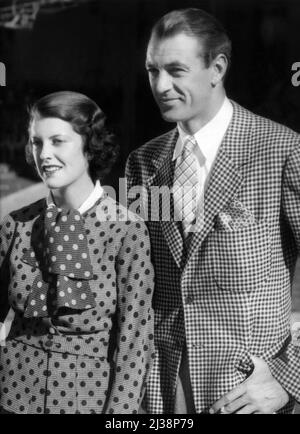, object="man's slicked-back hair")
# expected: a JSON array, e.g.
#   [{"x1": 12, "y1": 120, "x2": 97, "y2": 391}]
[{"x1": 150, "y1": 8, "x2": 232, "y2": 72}]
